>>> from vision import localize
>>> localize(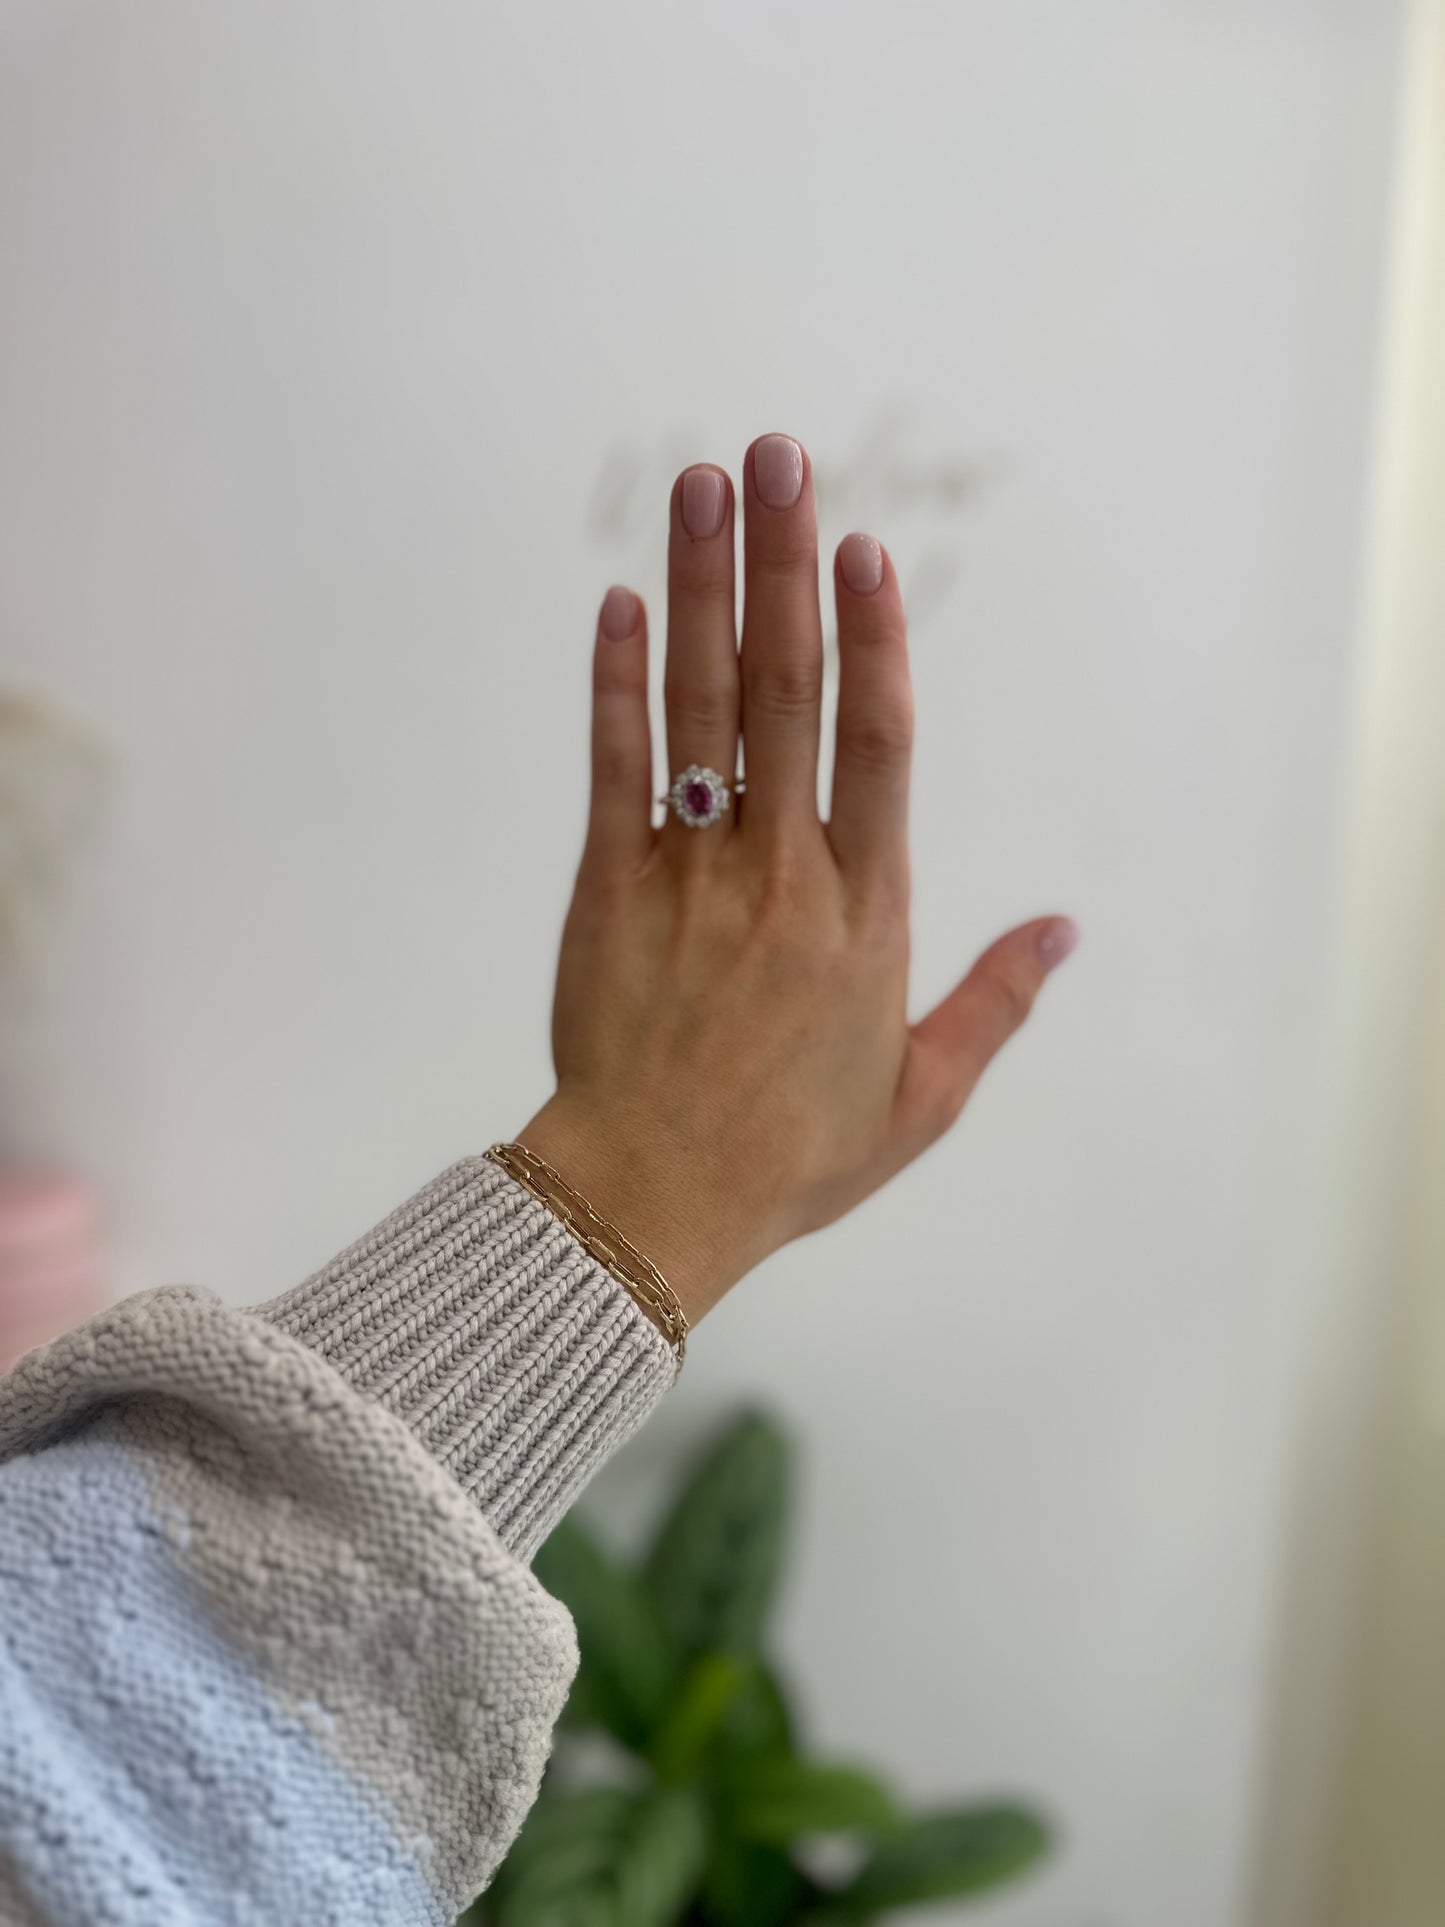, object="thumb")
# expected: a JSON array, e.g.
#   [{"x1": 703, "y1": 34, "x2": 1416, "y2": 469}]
[{"x1": 894, "y1": 915, "x2": 1080, "y2": 1147}]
